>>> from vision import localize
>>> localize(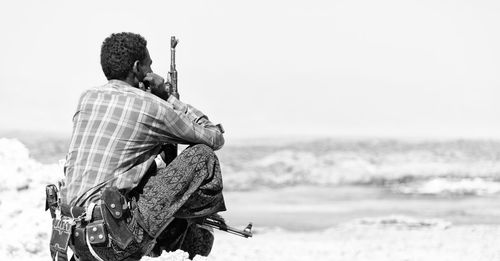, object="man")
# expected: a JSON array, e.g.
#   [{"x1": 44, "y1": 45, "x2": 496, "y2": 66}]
[{"x1": 57, "y1": 32, "x2": 226, "y2": 260}]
